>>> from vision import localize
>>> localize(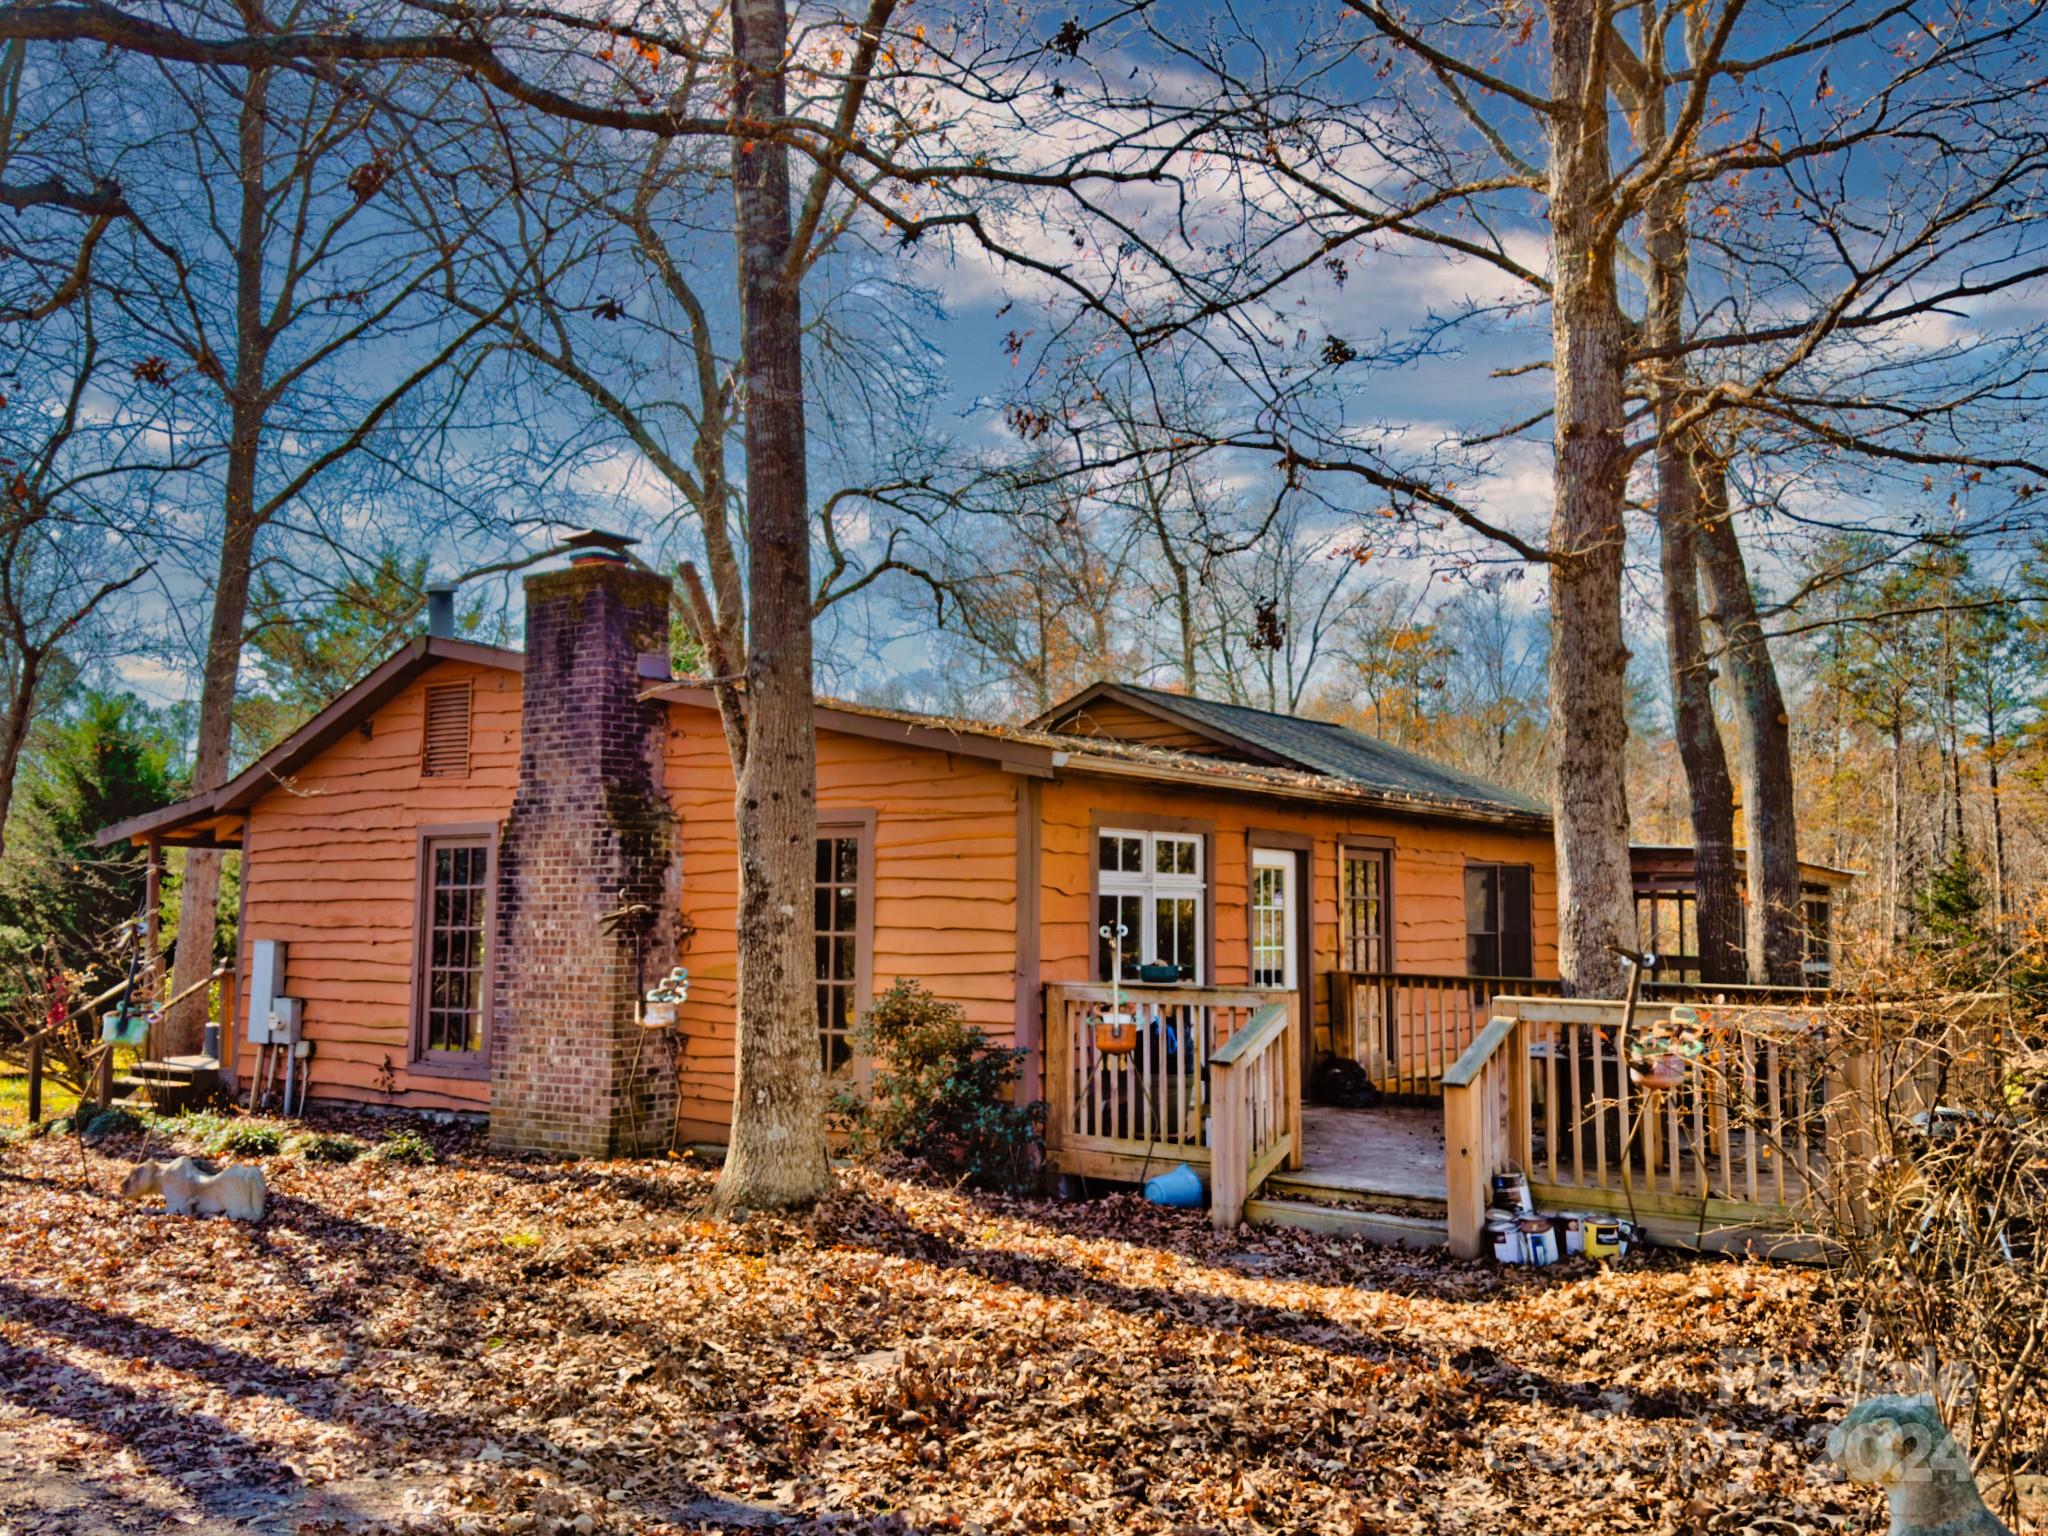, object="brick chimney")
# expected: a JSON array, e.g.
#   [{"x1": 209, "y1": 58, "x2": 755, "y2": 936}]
[{"x1": 490, "y1": 550, "x2": 678, "y2": 1156}]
